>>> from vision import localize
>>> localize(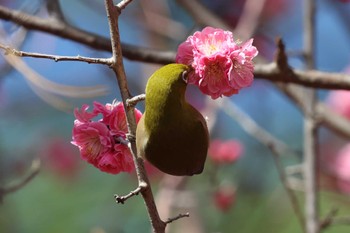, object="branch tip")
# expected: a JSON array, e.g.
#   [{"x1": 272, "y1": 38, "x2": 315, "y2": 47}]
[
  {"x1": 126, "y1": 94, "x2": 146, "y2": 107},
  {"x1": 114, "y1": 185, "x2": 143, "y2": 204},
  {"x1": 320, "y1": 208, "x2": 338, "y2": 229},
  {"x1": 275, "y1": 37, "x2": 290, "y2": 71},
  {"x1": 165, "y1": 212, "x2": 190, "y2": 225},
  {"x1": 1, "y1": 158, "x2": 41, "y2": 199},
  {"x1": 117, "y1": 0, "x2": 133, "y2": 11},
  {"x1": 138, "y1": 181, "x2": 148, "y2": 190},
  {"x1": 0, "y1": 43, "x2": 113, "y2": 65}
]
